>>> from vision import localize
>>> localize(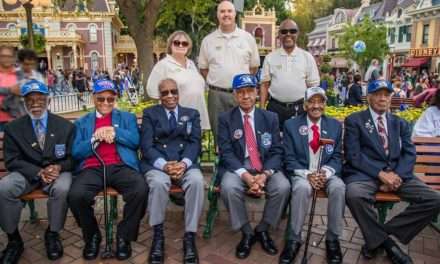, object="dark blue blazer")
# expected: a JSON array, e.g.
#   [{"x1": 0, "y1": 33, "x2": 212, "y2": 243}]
[
  {"x1": 283, "y1": 114, "x2": 343, "y2": 177},
  {"x1": 140, "y1": 104, "x2": 201, "y2": 174},
  {"x1": 72, "y1": 109, "x2": 140, "y2": 172},
  {"x1": 217, "y1": 107, "x2": 282, "y2": 178},
  {"x1": 343, "y1": 109, "x2": 415, "y2": 184}
]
